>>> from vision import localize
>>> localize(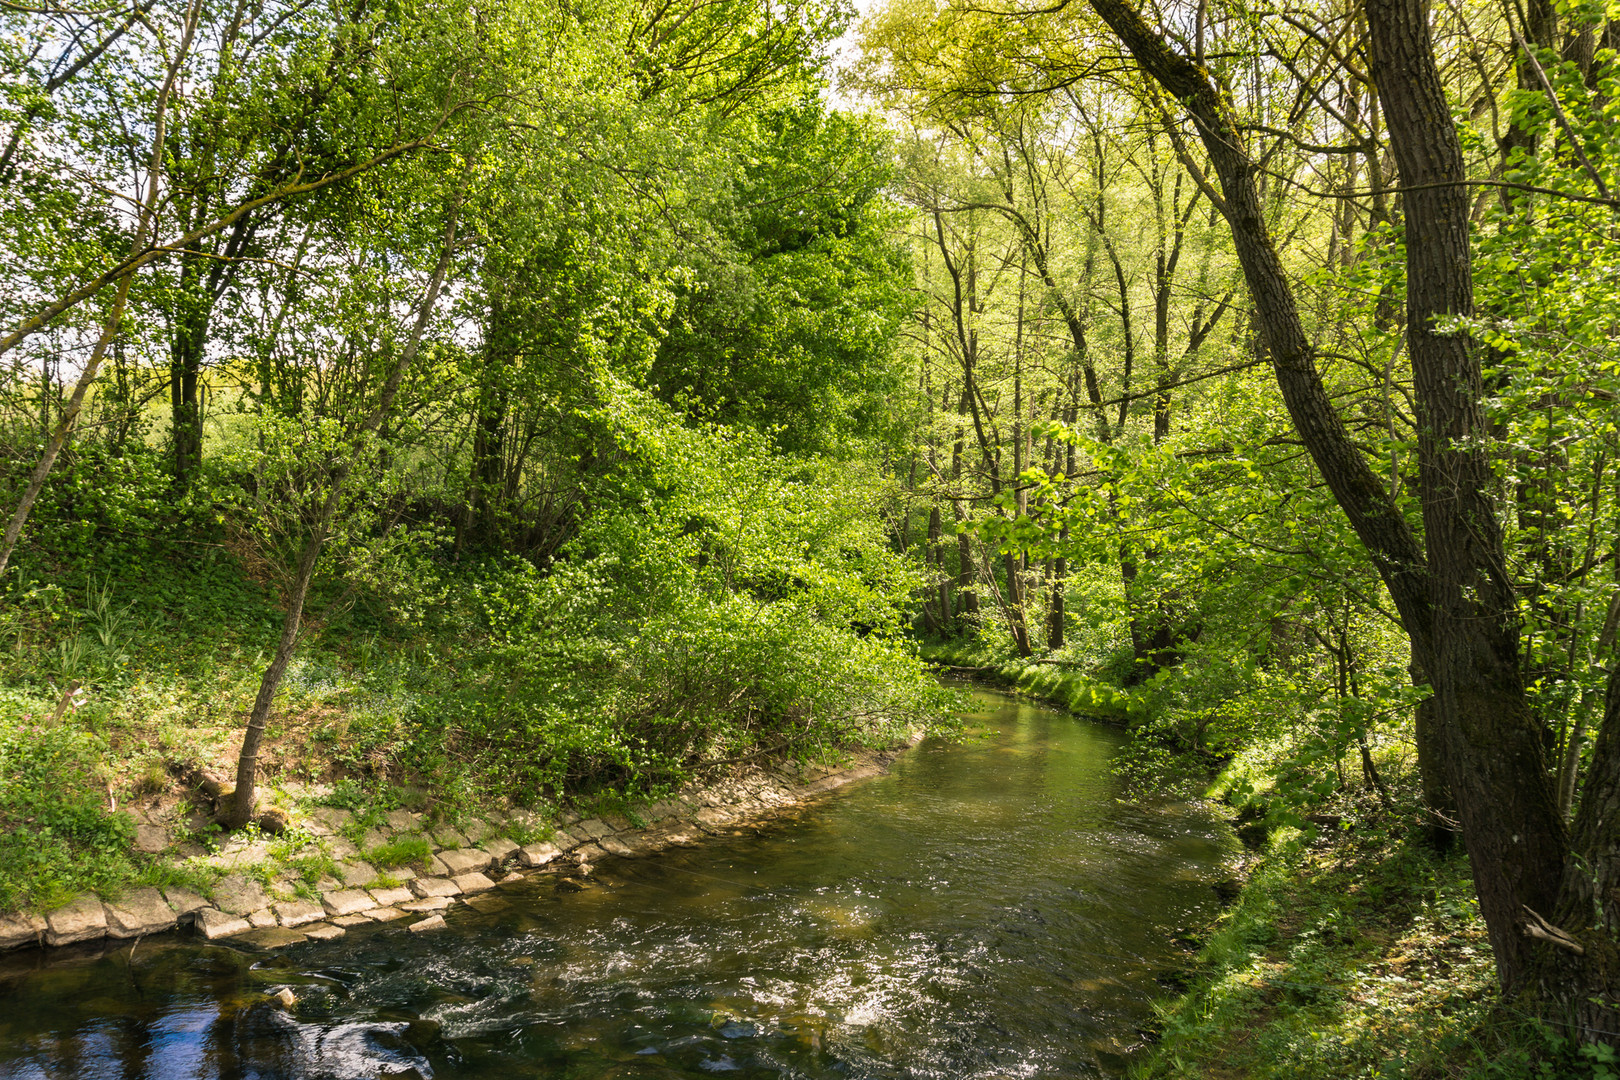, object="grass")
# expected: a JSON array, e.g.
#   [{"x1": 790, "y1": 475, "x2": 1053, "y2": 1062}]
[
  {"x1": 366, "y1": 835, "x2": 431, "y2": 869},
  {"x1": 1131, "y1": 801, "x2": 1617, "y2": 1080},
  {"x1": 288, "y1": 853, "x2": 338, "y2": 889},
  {"x1": 0, "y1": 708, "x2": 141, "y2": 911}
]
